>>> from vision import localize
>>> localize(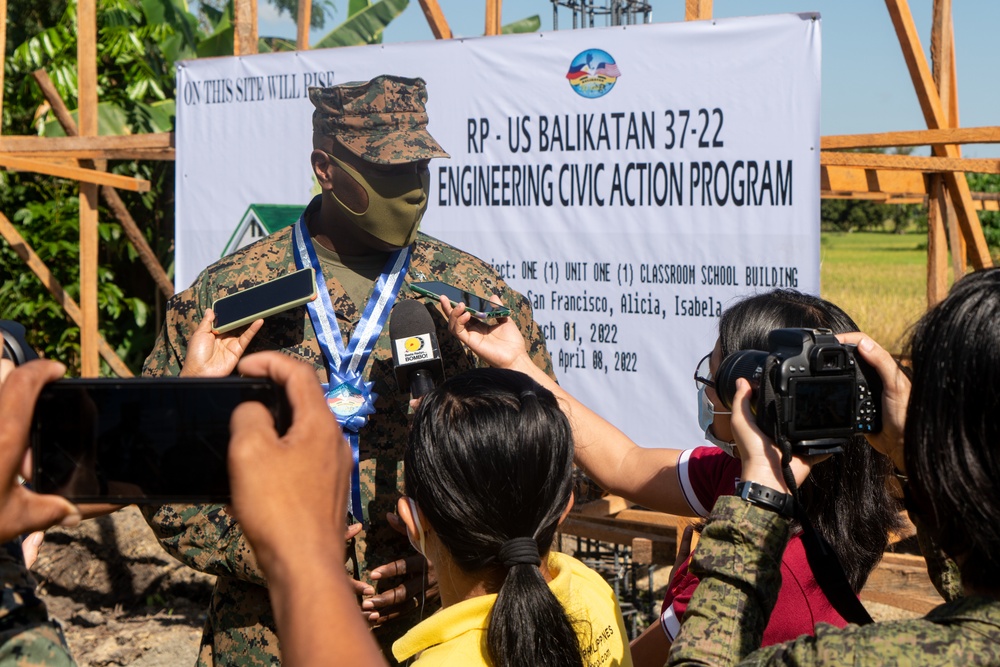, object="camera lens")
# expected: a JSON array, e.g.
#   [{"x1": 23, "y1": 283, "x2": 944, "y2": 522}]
[
  {"x1": 0, "y1": 320, "x2": 38, "y2": 366},
  {"x1": 714, "y1": 350, "x2": 768, "y2": 410}
]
